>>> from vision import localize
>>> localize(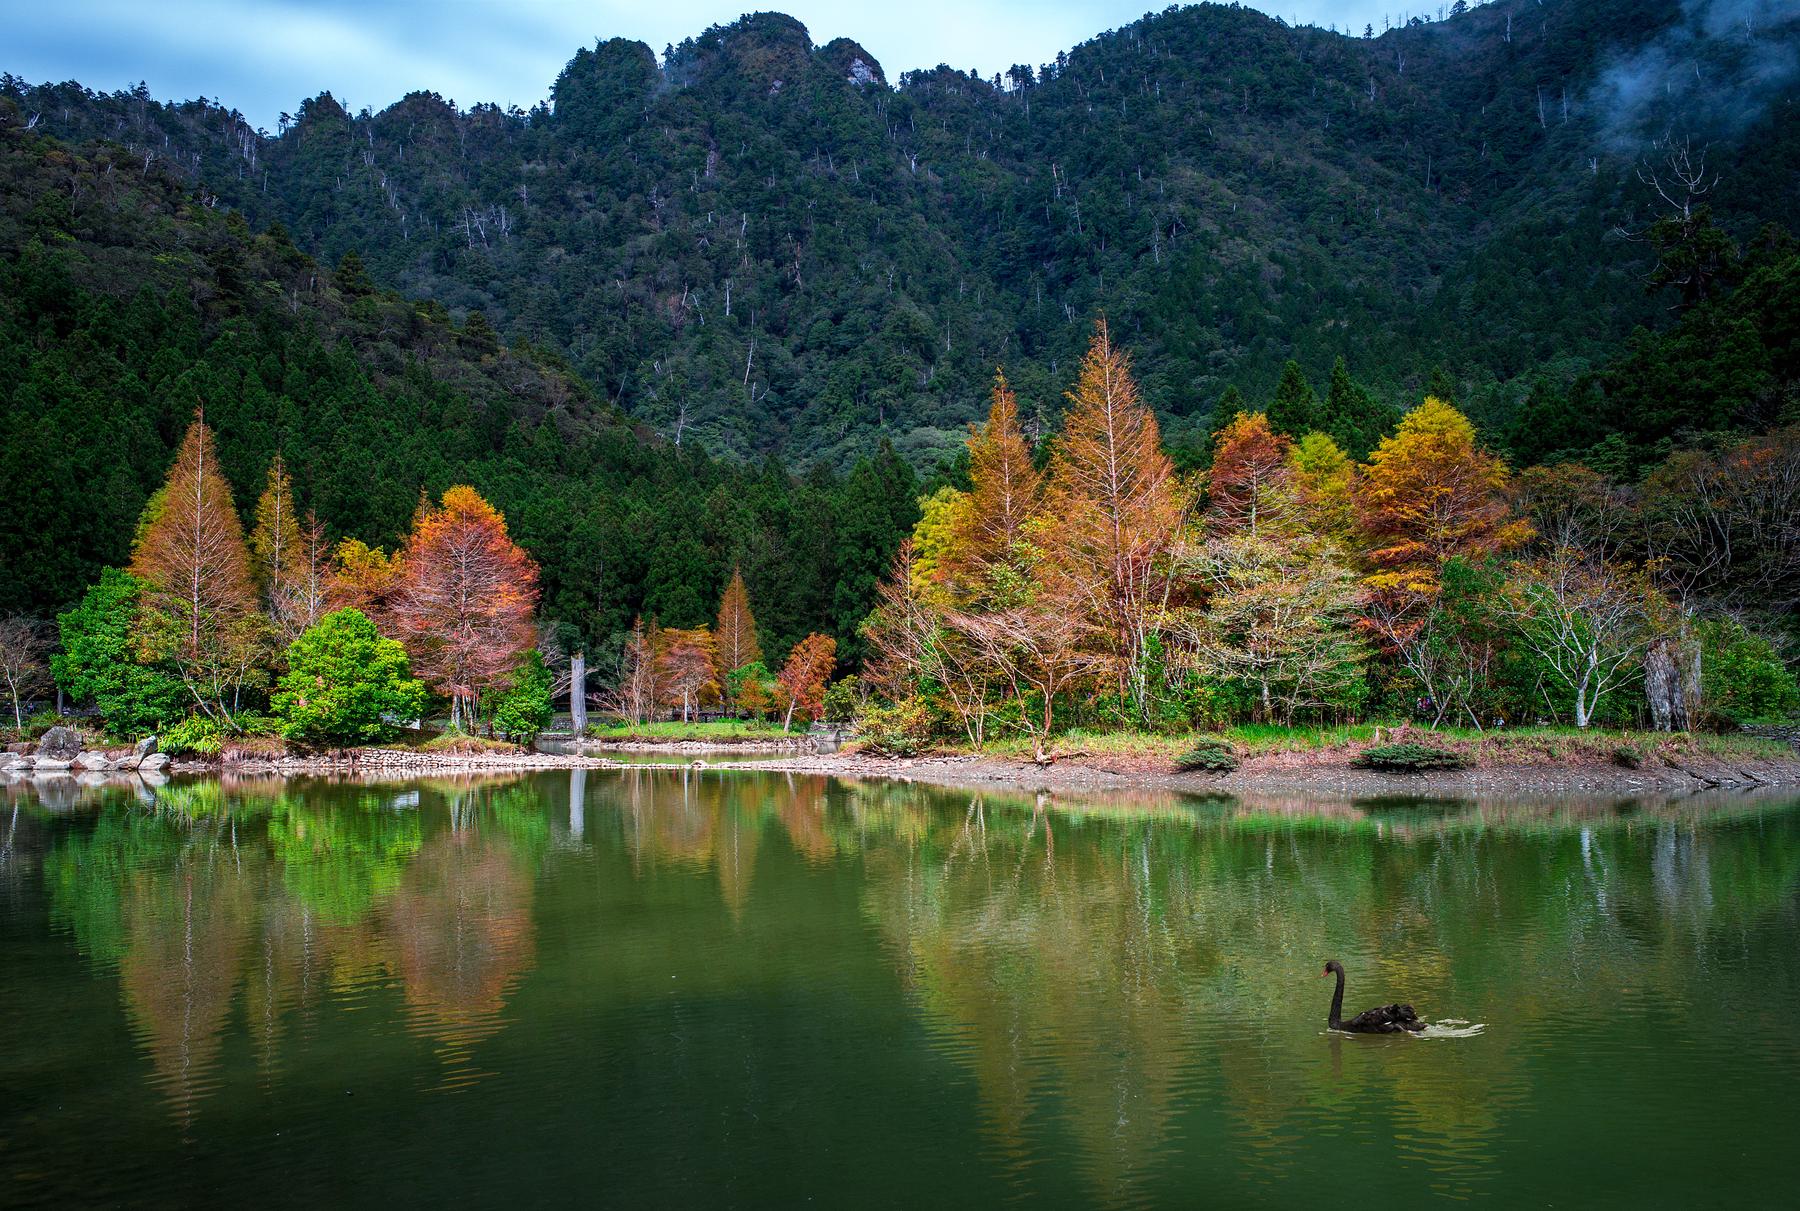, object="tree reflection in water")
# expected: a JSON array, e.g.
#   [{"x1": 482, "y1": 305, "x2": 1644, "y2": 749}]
[{"x1": 16, "y1": 770, "x2": 1800, "y2": 1203}]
